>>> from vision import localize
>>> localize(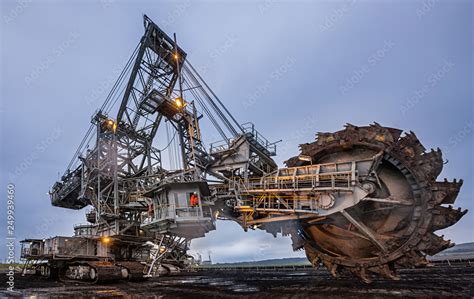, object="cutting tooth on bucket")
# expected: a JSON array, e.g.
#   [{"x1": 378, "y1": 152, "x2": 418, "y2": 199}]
[
  {"x1": 368, "y1": 264, "x2": 400, "y2": 281},
  {"x1": 409, "y1": 149, "x2": 443, "y2": 181},
  {"x1": 397, "y1": 131, "x2": 426, "y2": 157},
  {"x1": 431, "y1": 179, "x2": 463, "y2": 205},
  {"x1": 396, "y1": 250, "x2": 430, "y2": 268},
  {"x1": 350, "y1": 267, "x2": 372, "y2": 284},
  {"x1": 285, "y1": 123, "x2": 467, "y2": 283},
  {"x1": 417, "y1": 233, "x2": 454, "y2": 256},
  {"x1": 430, "y1": 206, "x2": 468, "y2": 231}
]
